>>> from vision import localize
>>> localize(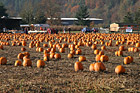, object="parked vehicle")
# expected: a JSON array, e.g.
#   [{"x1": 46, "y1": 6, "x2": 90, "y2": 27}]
[
  {"x1": 81, "y1": 27, "x2": 91, "y2": 33},
  {"x1": 91, "y1": 28, "x2": 99, "y2": 33}
]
